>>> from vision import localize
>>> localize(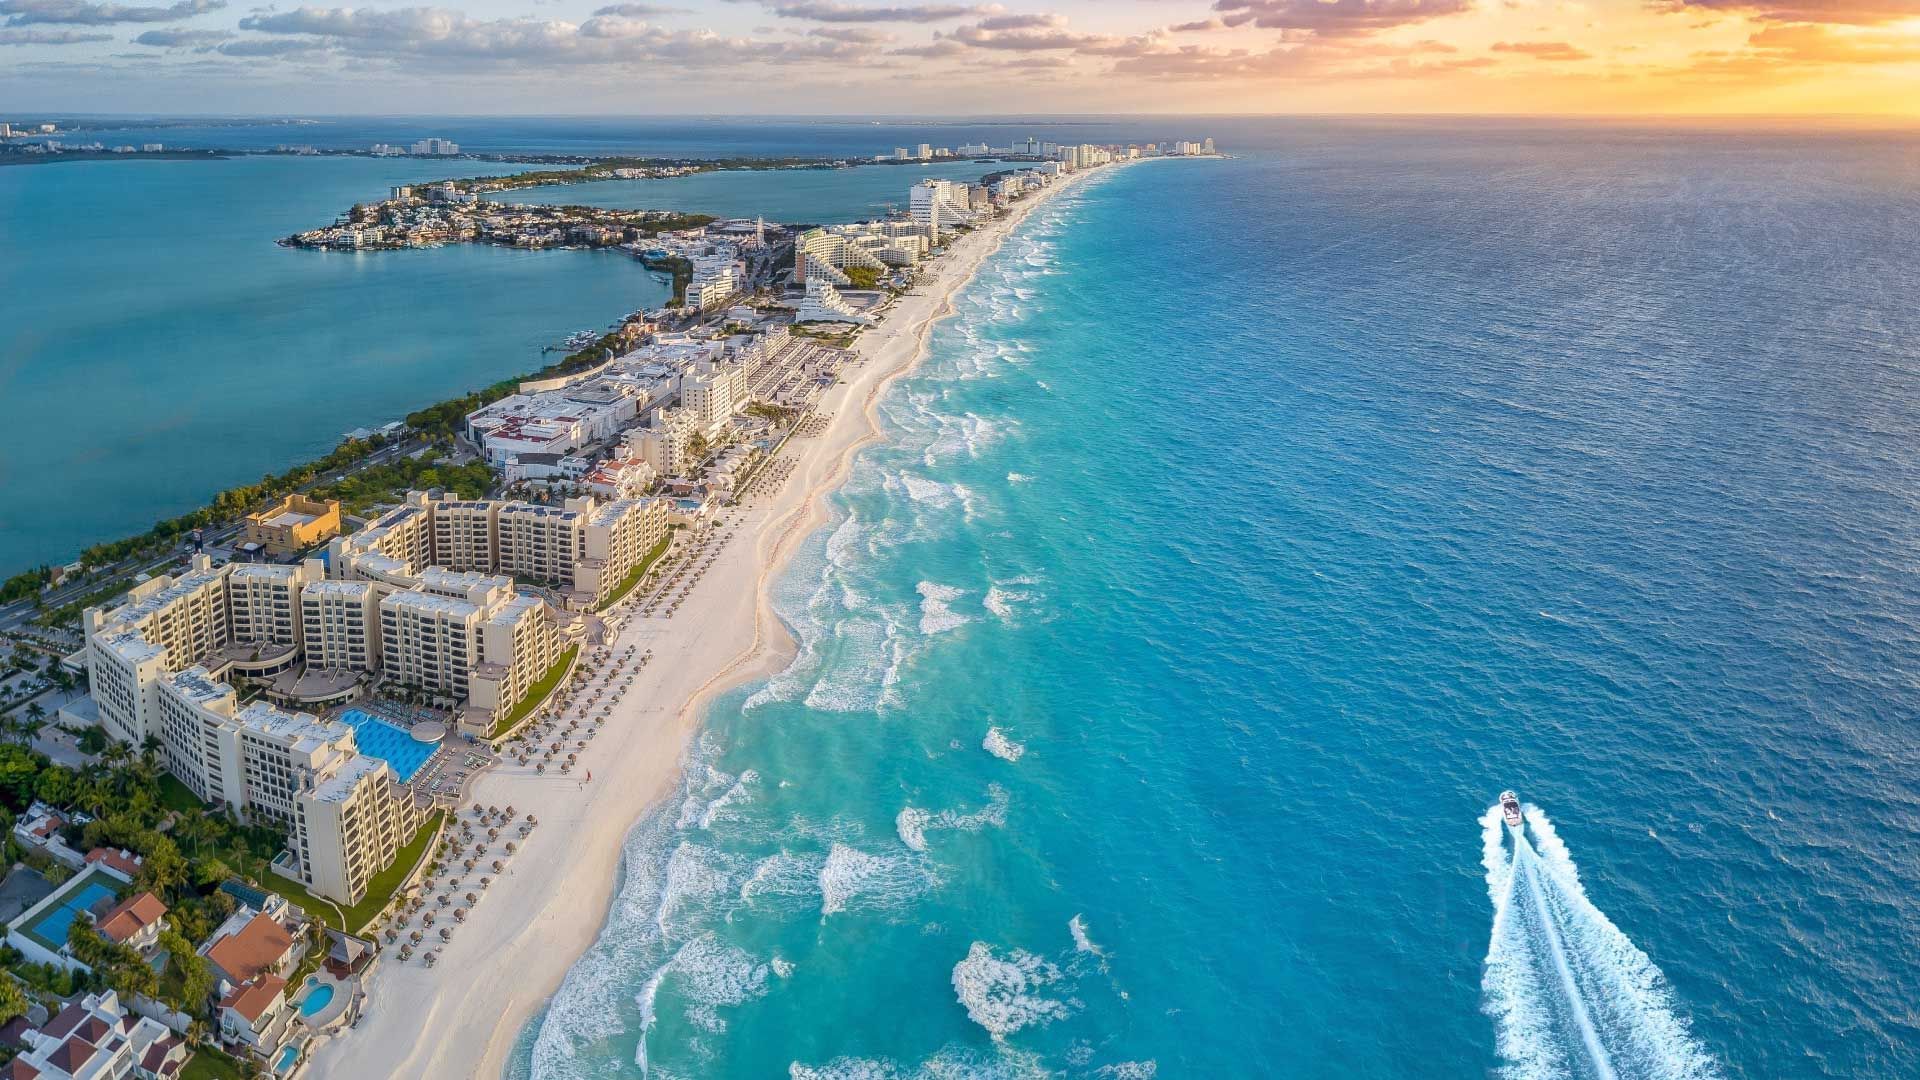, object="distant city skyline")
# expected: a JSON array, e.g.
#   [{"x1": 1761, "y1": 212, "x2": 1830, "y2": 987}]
[{"x1": 0, "y1": 0, "x2": 1916, "y2": 117}]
